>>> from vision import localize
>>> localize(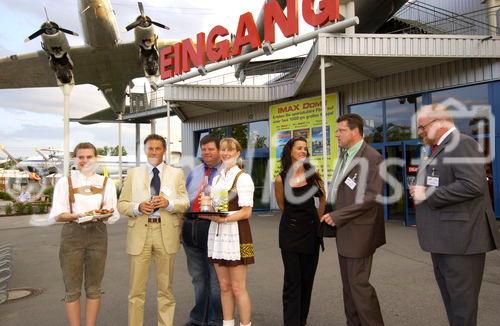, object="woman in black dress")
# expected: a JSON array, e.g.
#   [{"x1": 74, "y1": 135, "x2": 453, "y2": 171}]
[{"x1": 275, "y1": 137, "x2": 326, "y2": 326}]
